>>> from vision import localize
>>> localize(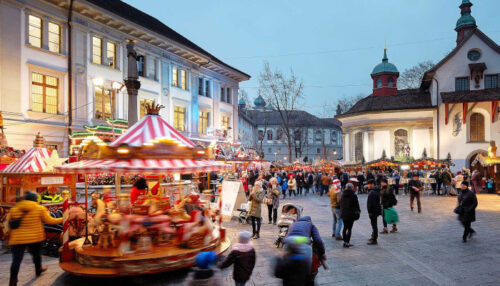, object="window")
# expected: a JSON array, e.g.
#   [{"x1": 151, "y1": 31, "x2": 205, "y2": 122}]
[
  {"x1": 226, "y1": 88, "x2": 231, "y2": 103},
  {"x1": 277, "y1": 128, "x2": 283, "y2": 141},
  {"x1": 137, "y1": 55, "x2": 145, "y2": 77},
  {"x1": 469, "y1": 113, "x2": 485, "y2": 142},
  {"x1": 376, "y1": 78, "x2": 382, "y2": 88},
  {"x1": 139, "y1": 99, "x2": 153, "y2": 119},
  {"x1": 174, "y1": 106, "x2": 186, "y2": 131},
  {"x1": 455, "y1": 77, "x2": 469, "y2": 91},
  {"x1": 221, "y1": 115, "x2": 230, "y2": 130},
  {"x1": 146, "y1": 57, "x2": 157, "y2": 80},
  {"x1": 485, "y1": 74, "x2": 499, "y2": 89},
  {"x1": 394, "y1": 129, "x2": 408, "y2": 158},
  {"x1": 354, "y1": 132, "x2": 363, "y2": 162},
  {"x1": 31, "y1": 72, "x2": 58, "y2": 114},
  {"x1": 172, "y1": 67, "x2": 178, "y2": 87},
  {"x1": 181, "y1": 70, "x2": 187, "y2": 90},
  {"x1": 388, "y1": 77, "x2": 394, "y2": 88},
  {"x1": 28, "y1": 15, "x2": 42, "y2": 48},
  {"x1": 317, "y1": 148, "x2": 321, "y2": 154},
  {"x1": 199, "y1": 111, "x2": 209, "y2": 134},
  {"x1": 205, "y1": 80, "x2": 210, "y2": 97},
  {"x1": 267, "y1": 130, "x2": 273, "y2": 140},
  {"x1": 106, "y1": 42, "x2": 116, "y2": 68},
  {"x1": 92, "y1": 36, "x2": 102, "y2": 64},
  {"x1": 220, "y1": 87, "x2": 225, "y2": 102},
  {"x1": 268, "y1": 148, "x2": 272, "y2": 153},
  {"x1": 315, "y1": 130, "x2": 323, "y2": 143},
  {"x1": 48, "y1": 22, "x2": 60, "y2": 53},
  {"x1": 258, "y1": 130, "x2": 264, "y2": 140},
  {"x1": 198, "y1": 78, "x2": 204, "y2": 95},
  {"x1": 94, "y1": 87, "x2": 114, "y2": 120},
  {"x1": 331, "y1": 131, "x2": 337, "y2": 144}
]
